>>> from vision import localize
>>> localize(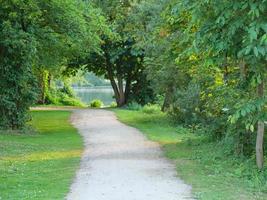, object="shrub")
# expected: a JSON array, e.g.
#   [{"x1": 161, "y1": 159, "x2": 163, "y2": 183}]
[
  {"x1": 90, "y1": 99, "x2": 103, "y2": 108},
  {"x1": 60, "y1": 94, "x2": 85, "y2": 107},
  {"x1": 0, "y1": 28, "x2": 38, "y2": 129},
  {"x1": 110, "y1": 101, "x2": 117, "y2": 108},
  {"x1": 45, "y1": 88, "x2": 85, "y2": 107},
  {"x1": 59, "y1": 85, "x2": 75, "y2": 98},
  {"x1": 45, "y1": 88, "x2": 60, "y2": 105},
  {"x1": 142, "y1": 104, "x2": 161, "y2": 114},
  {"x1": 168, "y1": 82, "x2": 201, "y2": 124},
  {"x1": 126, "y1": 102, "x2": 142, "y2": 111}
]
